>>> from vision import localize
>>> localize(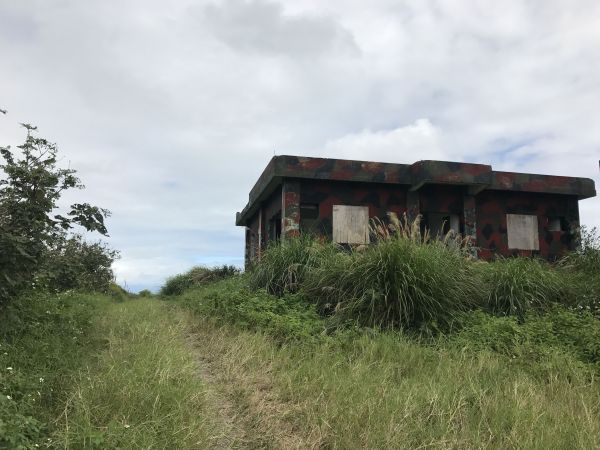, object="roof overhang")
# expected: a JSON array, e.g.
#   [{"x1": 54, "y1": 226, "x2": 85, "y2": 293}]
[{"x1": 236, "y1": 156, "x2": 596, "y2": 226}]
